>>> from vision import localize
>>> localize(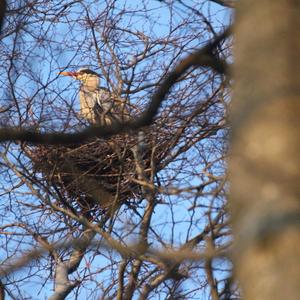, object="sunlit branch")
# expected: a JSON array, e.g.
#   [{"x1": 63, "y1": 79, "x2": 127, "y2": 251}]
[{"x1": 0, "y1": 27, "x2": 230, "y2": 145}]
